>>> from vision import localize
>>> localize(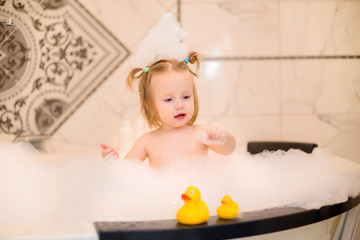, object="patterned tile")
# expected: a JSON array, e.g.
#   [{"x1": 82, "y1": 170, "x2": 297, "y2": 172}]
[{"x1": 0, "y1": 0, "x2": 129, "y2": 140}]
